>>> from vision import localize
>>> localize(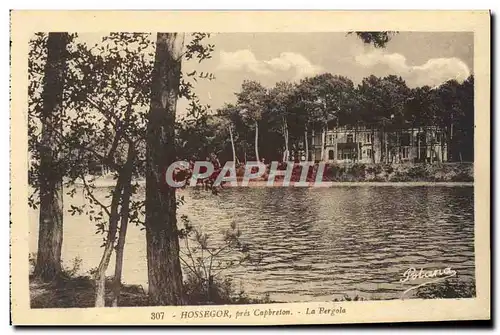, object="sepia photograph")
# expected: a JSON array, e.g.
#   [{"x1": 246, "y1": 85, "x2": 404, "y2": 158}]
[{"x1": 10, "y1": 10, "x2": 490, "y2": 325}]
